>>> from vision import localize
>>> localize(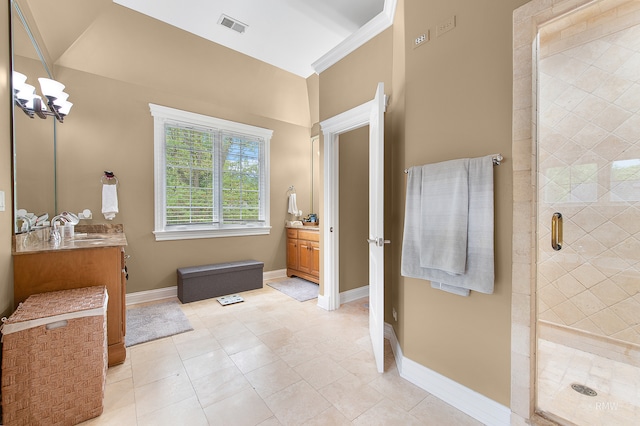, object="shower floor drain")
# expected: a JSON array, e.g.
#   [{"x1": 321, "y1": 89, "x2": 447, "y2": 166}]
[{"x1": 571, "y1": 383, "x2": 597, "y2": 397}]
